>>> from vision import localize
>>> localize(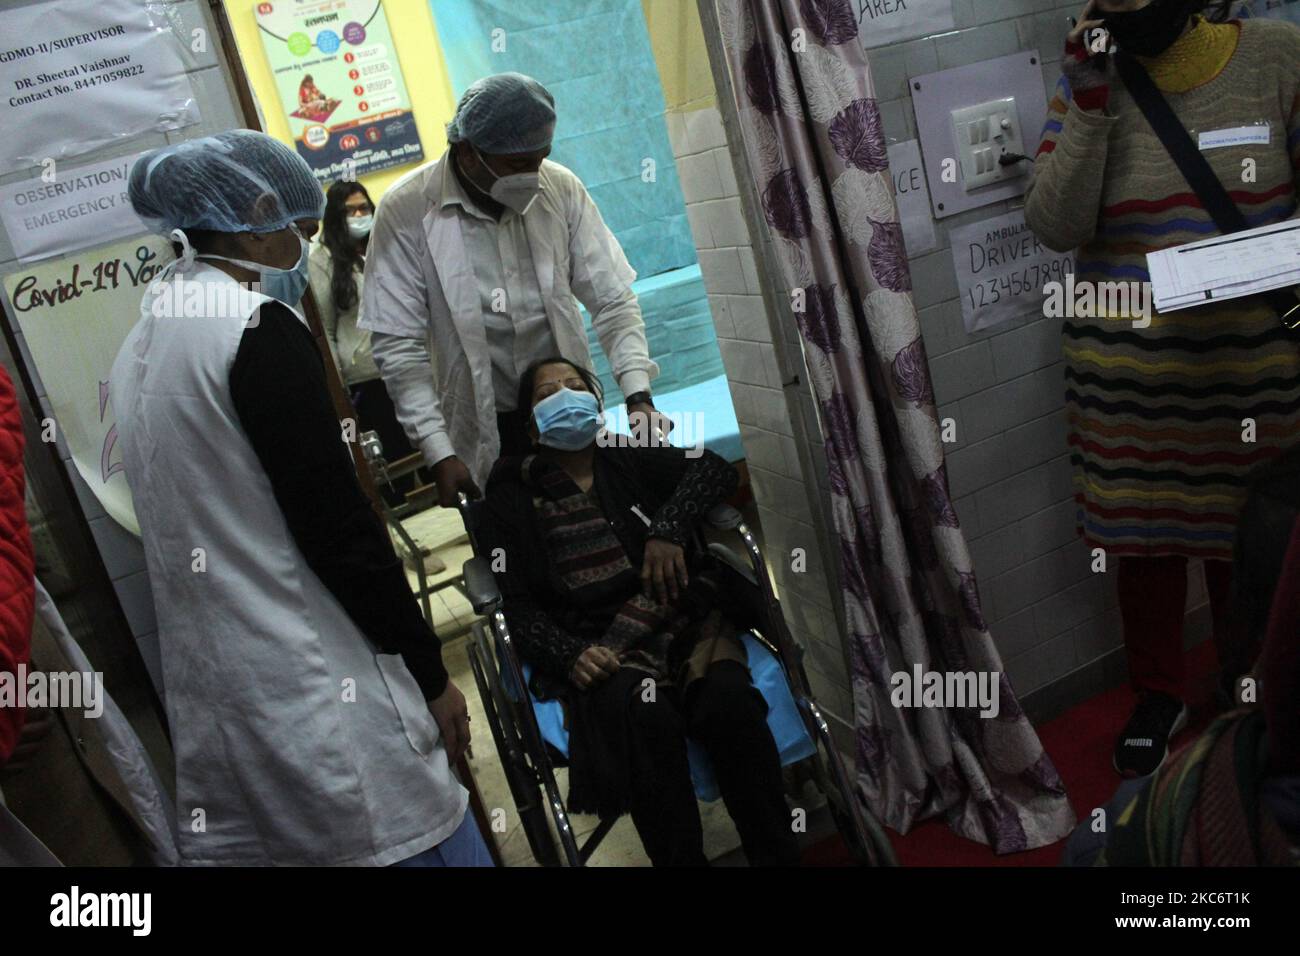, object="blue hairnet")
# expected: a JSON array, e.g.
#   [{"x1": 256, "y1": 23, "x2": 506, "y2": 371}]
[
  {"x1": 129, "y1": 129, "x2": 325, "y2": 235},
  {"x1": 445, "y1": 73, "x2": 556, "y2": 154}
]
